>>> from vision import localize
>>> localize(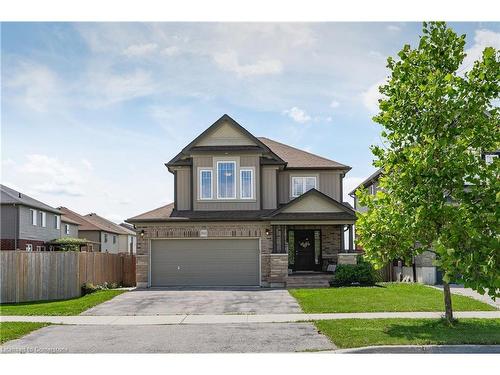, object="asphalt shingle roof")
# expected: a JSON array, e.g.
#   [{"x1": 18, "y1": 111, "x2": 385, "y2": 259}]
[
  {"x1": 0, "y1": 184, "x2": 61, "y2": 214},
  {"x1": 258, "y1": 137, "x2": 350, "y2": 170}
]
